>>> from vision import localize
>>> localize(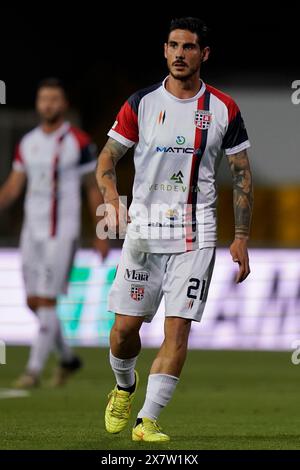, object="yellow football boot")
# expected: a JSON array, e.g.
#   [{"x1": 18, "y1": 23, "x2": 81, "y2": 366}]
[
  {"x1": 105, "y1": 370, "x2": 139, "y2": 434},
  {"x1": 132, "y1": 417, "x2": 170, "y2": 442}
]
